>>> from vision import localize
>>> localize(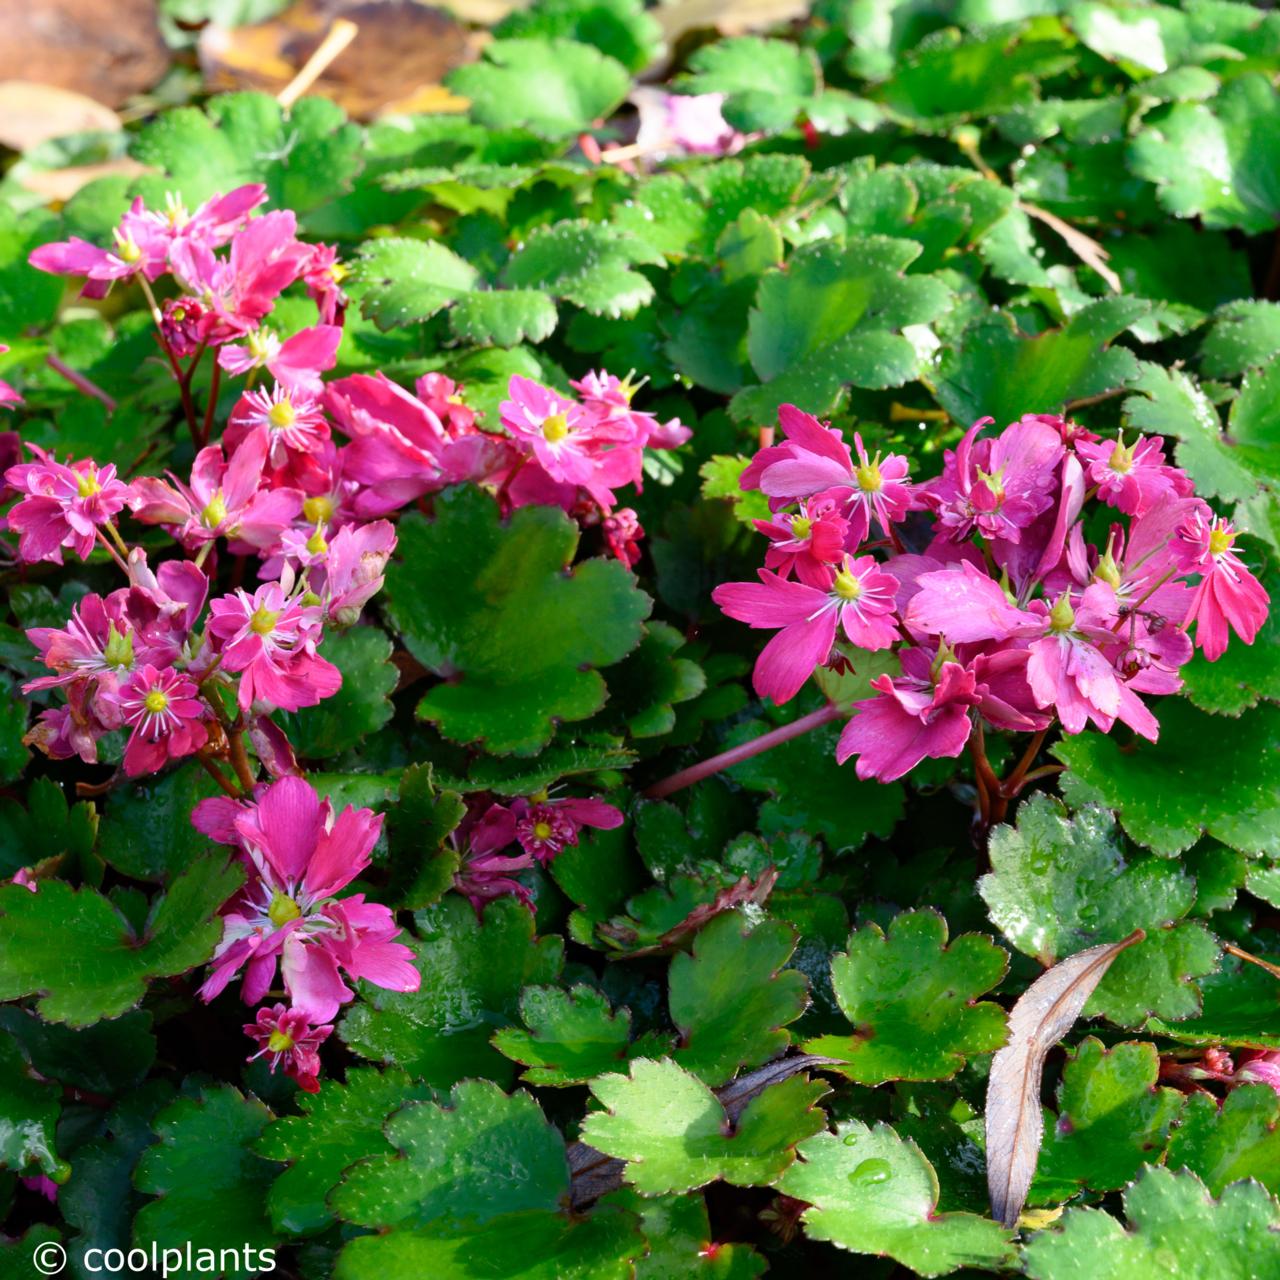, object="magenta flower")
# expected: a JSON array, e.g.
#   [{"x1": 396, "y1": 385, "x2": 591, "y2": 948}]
[
  {"x1": 837, "y1": 649, "x2": 982, "y2": 781},
  {"x1": 117, "y1": 664, "x2": 209, "y2": 777},
  {"x1": 603, "y1": 507, "x2": 644, "y2": 567},
  {"x1": 231, "y1": 383, "x2": 331, "y2": 467},
  {"x1": 4, "y1": 450, "x2": 132, "y2": 564},
  {"x1": 201, "y1": 777, "x2": 418, "y2": 1022},
  {"x1": 513, "y1": 795, "x2": 624, "y2": 863},
  {"x1": 300, "y1": 242, "x2": 348, "y2": 326},
  {"x1": 713, "y1": 555, "x2": 899, "y2": 704},
  {"x1": 452, "y1": 803, "x2": 535, "y2": 914},
  {"x1": 1235, "y1": 1051, "x2": 1280, "y2": 1098},
  {"x1": 0, "y1": 345, "x2": 21, "y2": 408},
  {"x1": 570, "y1": 370, "x2": 691, "y2": 449},
  {"x1": 1174, "y1": 510, "x2": 1270, "y2": 661},
  {"x1": 206, "y1": 582, "x2": 340, "y2": 712},
  {"x1": 500, "y1": 376, "x2": 610, "y2": 496},
  {"x1": 244, "y1": 1003, "x2": 333, "y2": 1093},
  {"x1": 634, "y1": 90, "x2": 745, "y2": 157},
  {"x1": 313, "y1": 520, "x2": 397, "y2": 626},
  {"x1": 755, "y1": 496, "x2": 849, "y2": 585},
  {"x1": 1075, "y1": 432, "x2": 1190, "y2": 516},
  {"x1": 219, "y1": 324, "x2": 342, "y2": 394}
]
